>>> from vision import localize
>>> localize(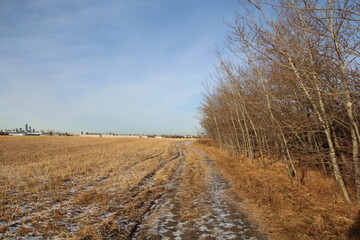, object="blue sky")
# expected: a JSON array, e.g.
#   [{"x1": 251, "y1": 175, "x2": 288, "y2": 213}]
[{"x1": 0, "y1": 0, "x2": 241, "y2": 135}]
